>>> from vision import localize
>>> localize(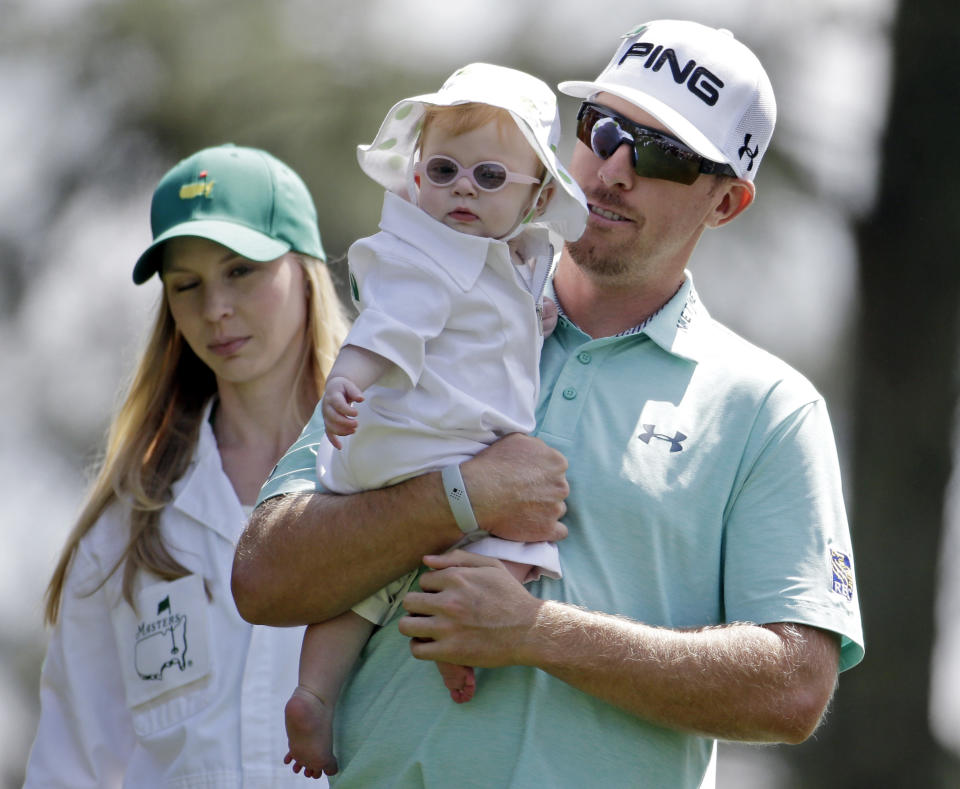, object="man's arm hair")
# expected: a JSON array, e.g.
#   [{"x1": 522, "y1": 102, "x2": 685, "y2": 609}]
[
  {"x1": 529, "y1": 612, "x2": 839, "y2": 743},
  {"x1": 401, "y1": 552, "x2": 839, "y2": 744},
  {"x1": 232, "y1": 473, "x2": 457, "y2": 626},
  {"x1": 231, "y1": 433, "x2": 569, "y2": 626}
]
